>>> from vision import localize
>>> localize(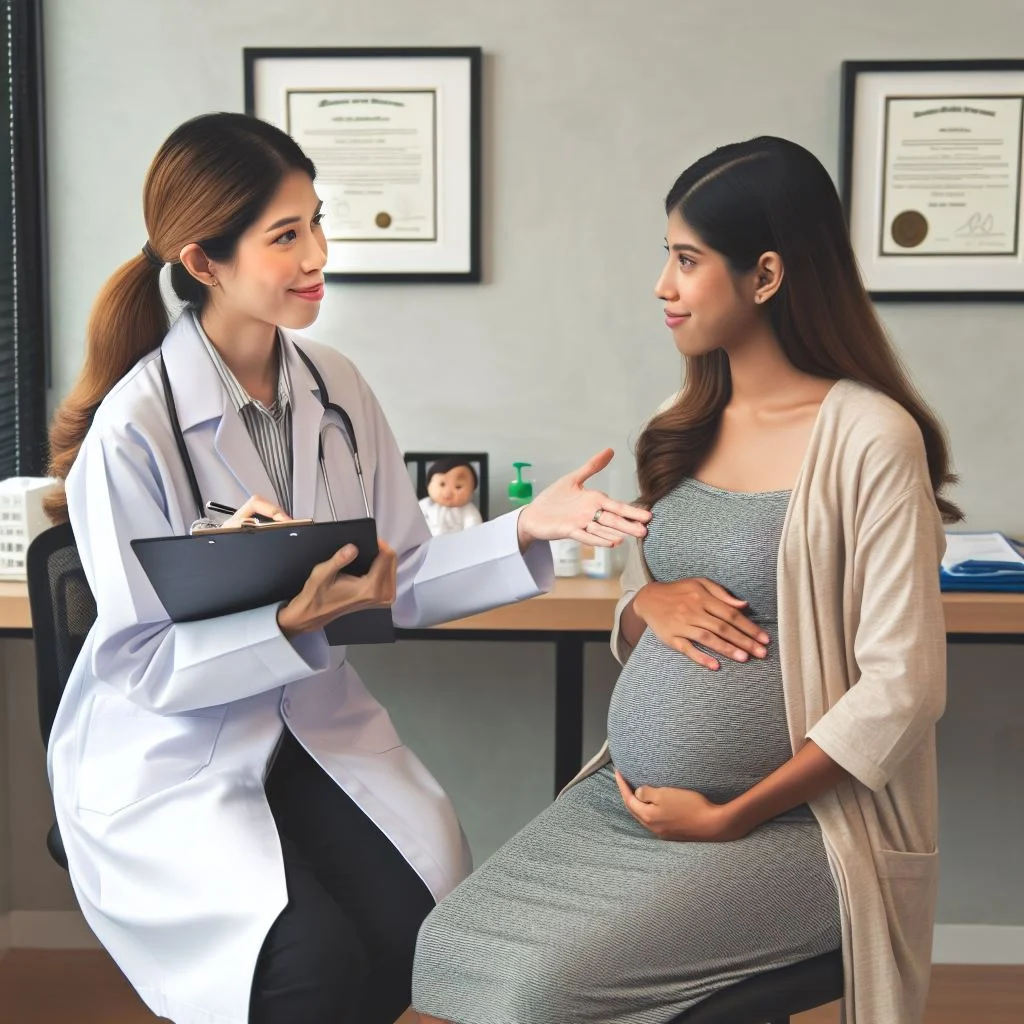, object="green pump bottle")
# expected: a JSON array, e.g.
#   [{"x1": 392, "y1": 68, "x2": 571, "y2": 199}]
[{"x1": 508, "y1": 461, "x2": 533, "y2": 509}]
